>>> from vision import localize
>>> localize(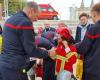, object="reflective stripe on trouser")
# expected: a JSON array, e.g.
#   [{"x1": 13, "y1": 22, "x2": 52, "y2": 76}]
[{"x1": 76, "y1": 59, "x2": 83, "y2": 80}]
